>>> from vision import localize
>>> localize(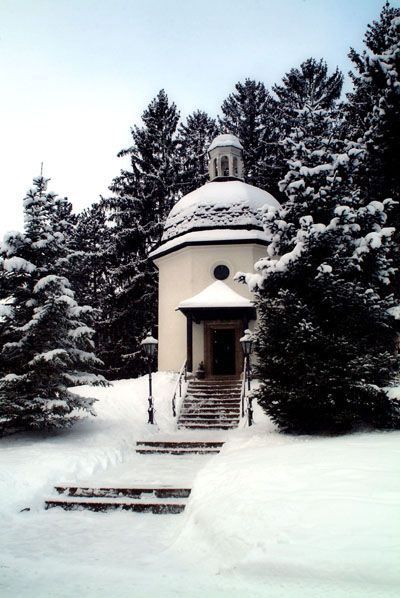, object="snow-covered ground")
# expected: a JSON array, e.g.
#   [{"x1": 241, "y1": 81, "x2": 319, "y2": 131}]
[{"x1": 1, "y1": 373, "x2": 399, "y2": 598}]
